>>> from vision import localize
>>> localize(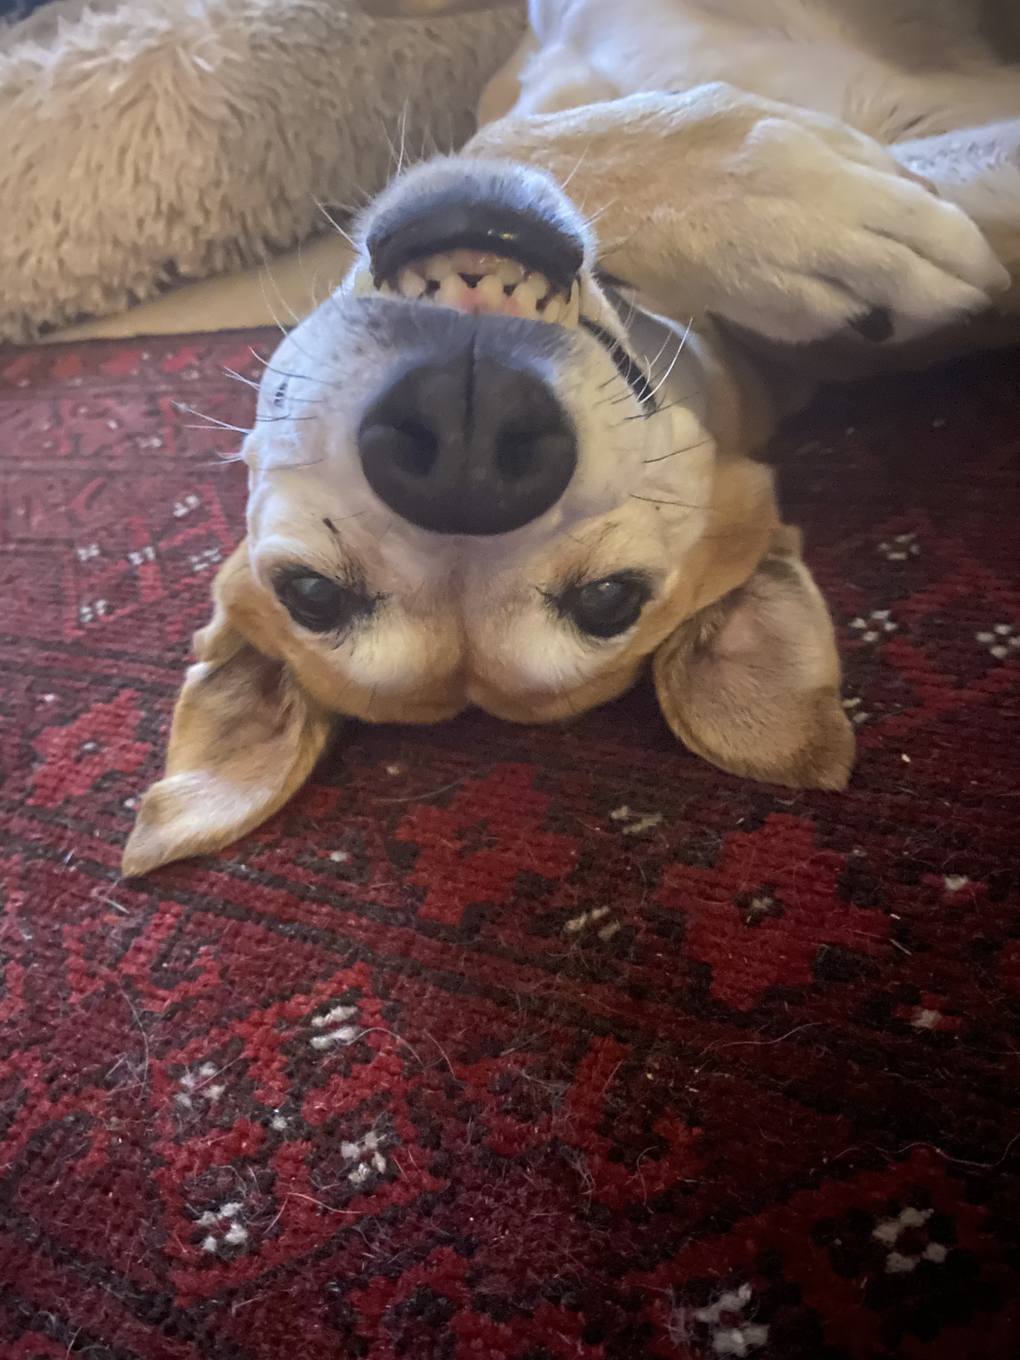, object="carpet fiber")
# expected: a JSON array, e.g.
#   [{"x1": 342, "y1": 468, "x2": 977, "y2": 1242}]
[{"x1": 1, "y1": 333, "x2": 1018, "y2": 1360}]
